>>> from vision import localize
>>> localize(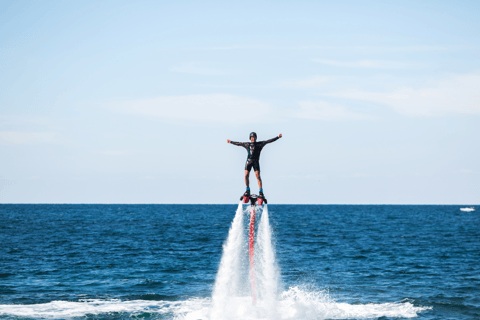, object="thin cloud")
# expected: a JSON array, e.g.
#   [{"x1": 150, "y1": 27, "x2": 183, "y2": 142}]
[
  {"x1": 0, "y1": 131, "x2": 60, "y2": 145},
  {"x1": 459, "y1": 169, "x2": 480, "y2": 175},
  {"x1": 114, "y1": 94, "x2": 273, "y2": 124},
  {"x1": 0, "y1": 115, "x2": 53, "y2": 127},
  {"x1": 182, "y1": 44, "x2": 456, "y2": 52},
  {"x1": 99, "y1": 149, "x2": 150, "y2": 156},
  {"x1": 170, "y1": 62, "x2": 227, "y2": 75},
  {"x1": 353, "y1": 173, "x2": 368, "y2": 178},
  {"x1": 326, "y1": 74, "x2": 480, "y2": 117},
  {"x1": 280, "y1": 75, "x2": 337, "y2": 88},
  {"x1": 184, "y1": 45, "x2": 250, "y2": 51},
  {"x1": 100, "y1": 150, "x2": 133, "y2": 156},
  {"x1": 313, "y1": 59, "x2": 417, "y2": 69},
  {"x1": 294, "y1": 101, "x2": 371, "y2": 121},
  {"x1": 111, "y1": 94, "x2": 371, "y2": 123}
]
